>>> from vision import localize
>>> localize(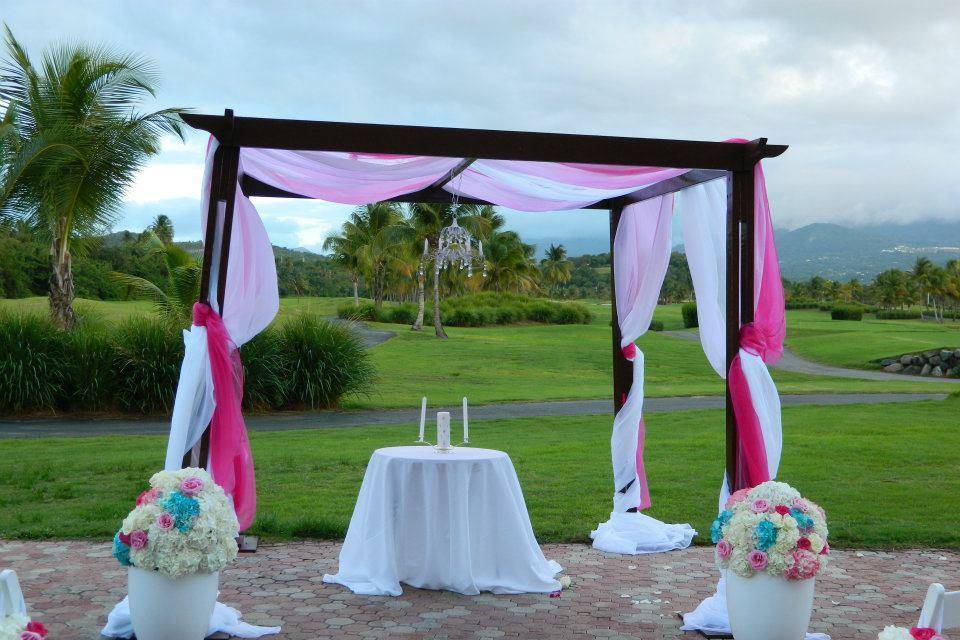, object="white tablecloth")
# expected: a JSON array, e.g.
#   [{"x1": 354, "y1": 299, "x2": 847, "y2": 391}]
[{"x1": 323, "y1": 446, "x2": 562, "y2": 596}]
